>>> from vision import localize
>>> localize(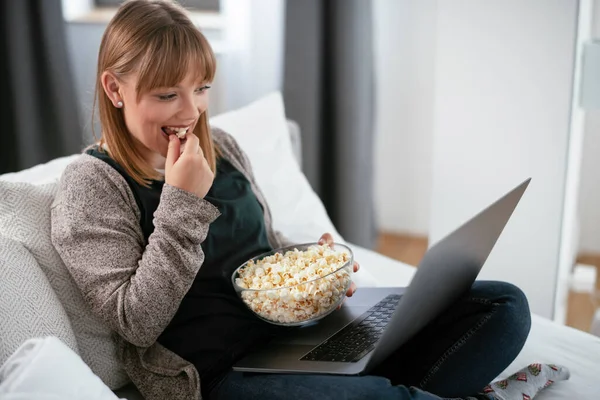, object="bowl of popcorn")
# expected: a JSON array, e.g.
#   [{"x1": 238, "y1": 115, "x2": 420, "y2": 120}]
[{"x1": 232, "y1": 243, "x2": 354, "y2": 326}]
